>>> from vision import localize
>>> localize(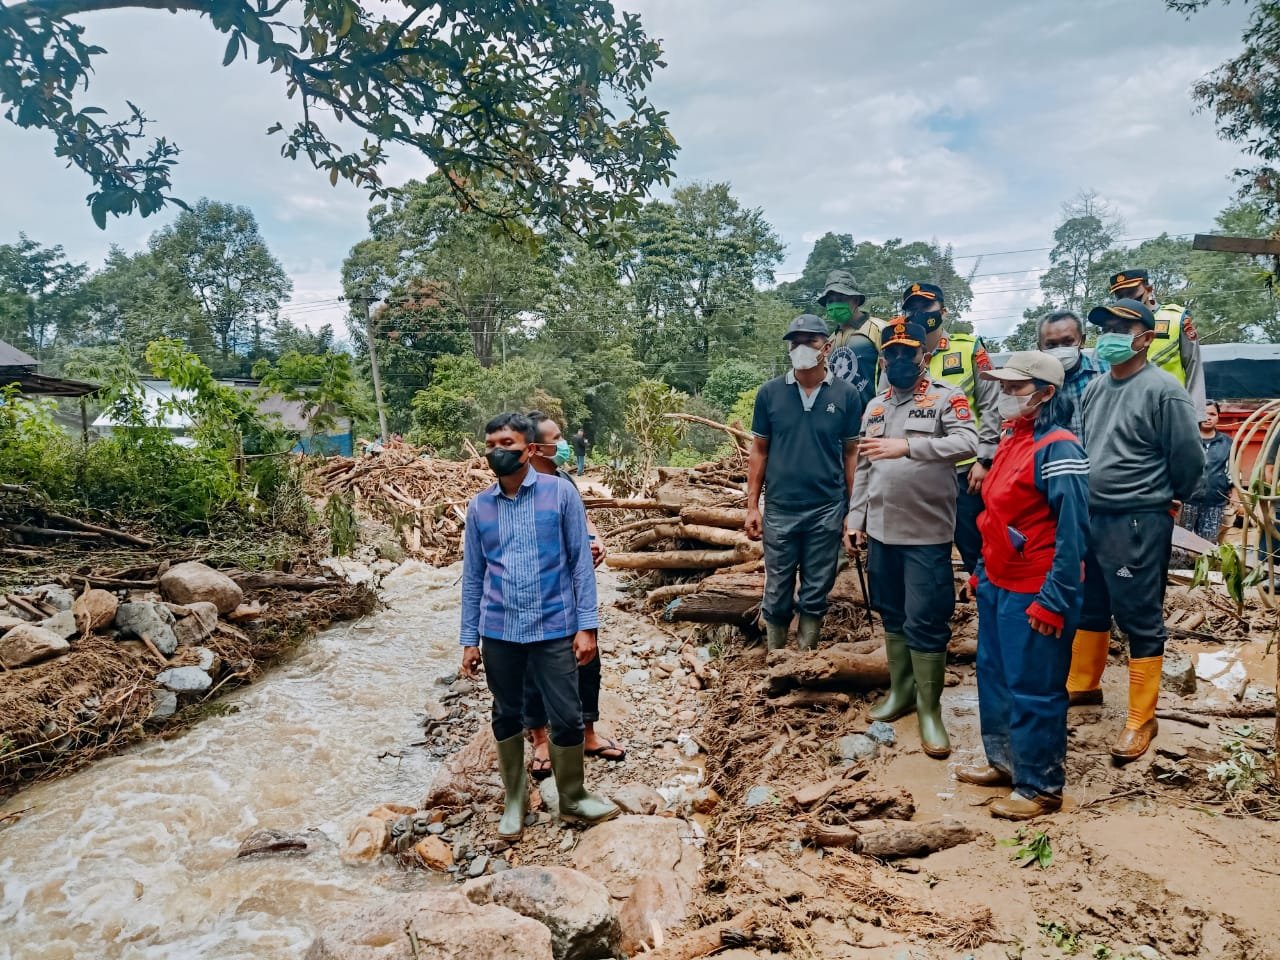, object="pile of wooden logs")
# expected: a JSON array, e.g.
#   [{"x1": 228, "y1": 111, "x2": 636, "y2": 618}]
[{"x1": 308, "y1": 447, "x2": 492, "y2": 564}]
